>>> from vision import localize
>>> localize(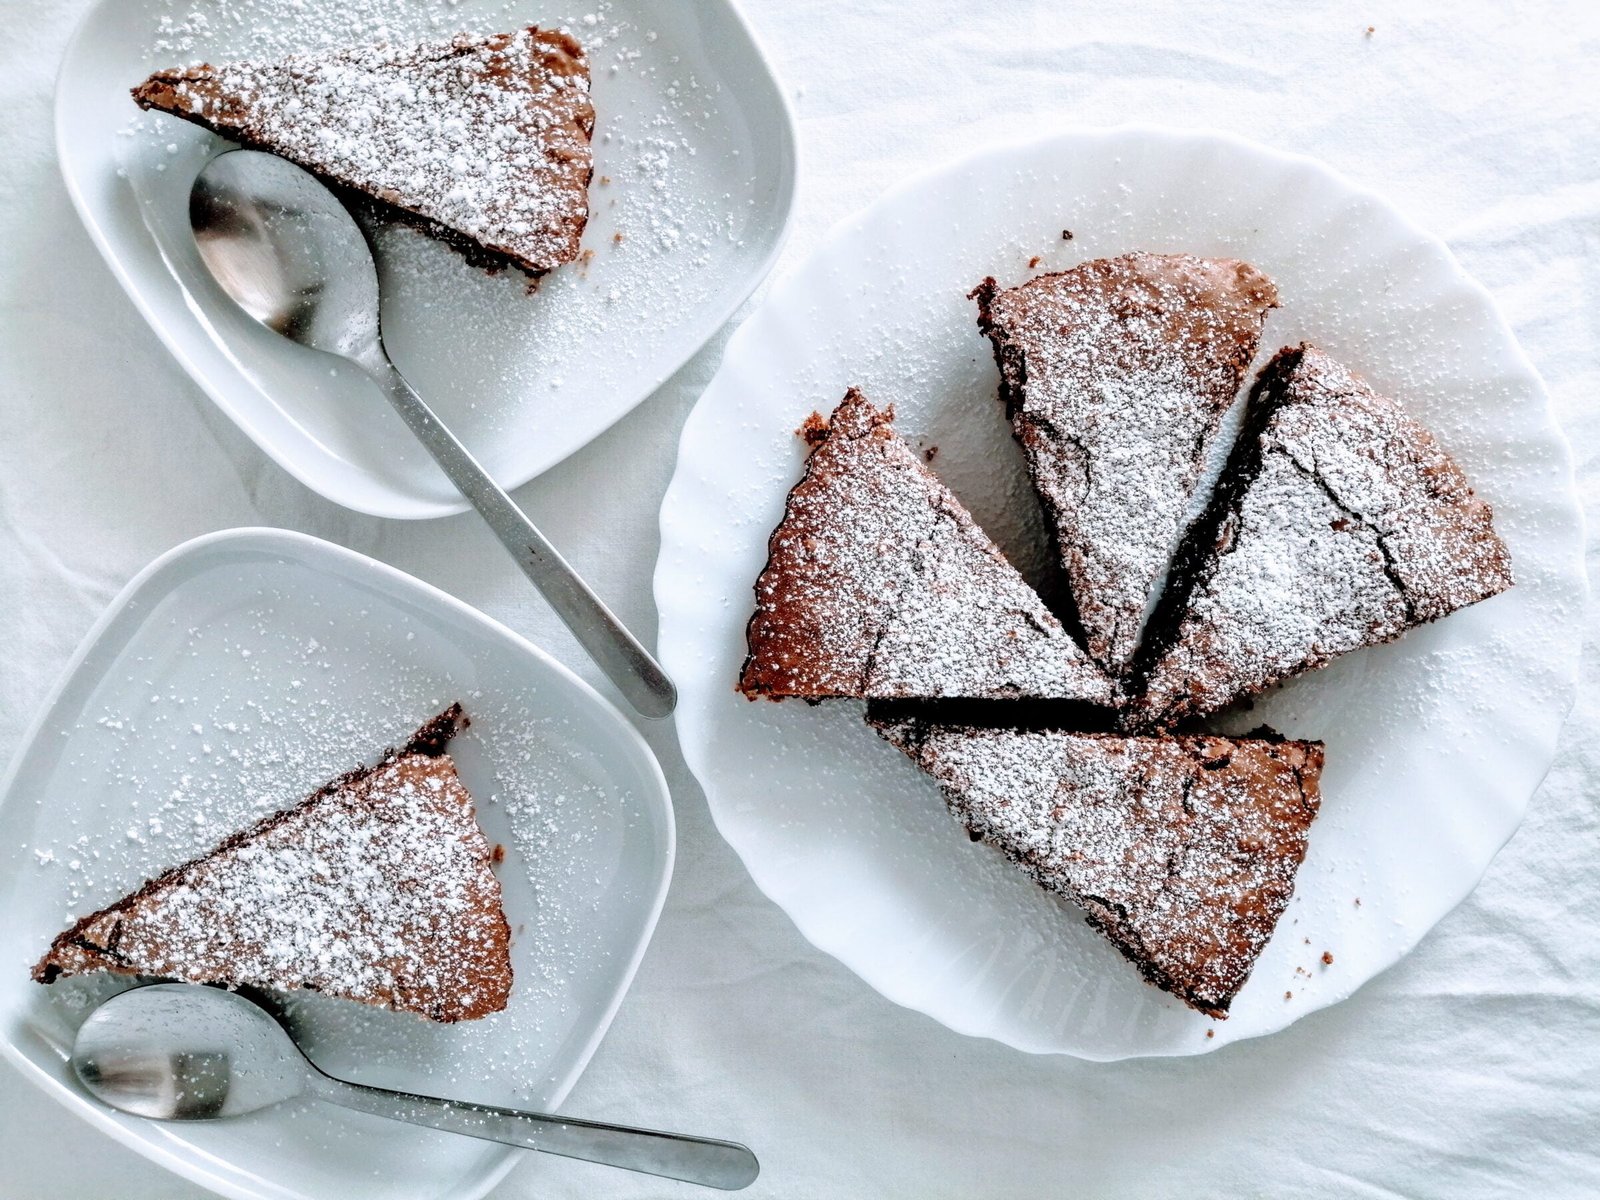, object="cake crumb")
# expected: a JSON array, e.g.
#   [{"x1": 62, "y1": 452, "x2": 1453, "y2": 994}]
[
  {"x1": 1028, "y1": 255, "x2": 1042, "y2": 269},
  {"x1": 797, "y1": 411, "x2": 830, "y2": 446},
  {"x1": 1061, "y1": 229, "x2": 1074, "y2": 240},
  {"x1": 1205, "y1": 1029, "x2": 1214, "y2": 1039},
  {"x1": 1365, "y1": 25, "x2": 1375, "y2": 35},
  {"x1": 1284, "y1": 991, "x2": 1293, "y2": 1001},
  {"x1": 923, "y1": 445, "x2": 939, "y2": 463},
  {"x1": 1321, "y1": 950, "x2": 1334, "y2": 965}
]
